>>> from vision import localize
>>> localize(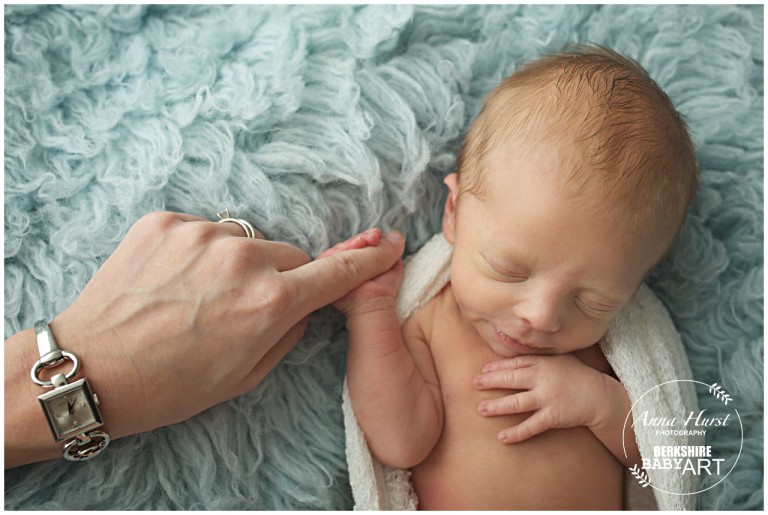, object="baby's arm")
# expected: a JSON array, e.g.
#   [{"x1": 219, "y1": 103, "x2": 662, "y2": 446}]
[
  {"x1": 320, "y1": 230, "x2": 444, "y2": 468},
  {"x1": 474, "y1": 354, "x2": 641, "y2": 468}
]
